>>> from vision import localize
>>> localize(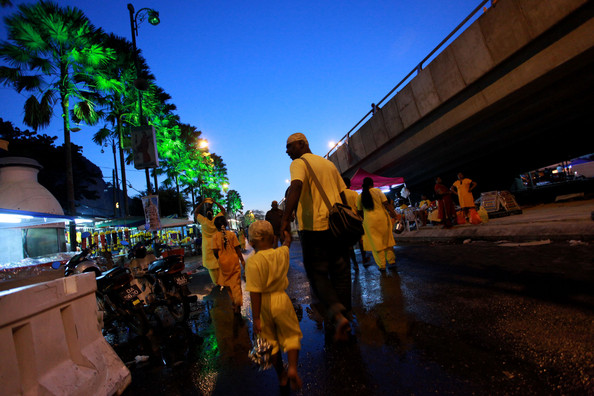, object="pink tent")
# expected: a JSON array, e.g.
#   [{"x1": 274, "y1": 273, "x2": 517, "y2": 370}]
[{"x1": 349, "y1": 168, "x2": 405, "y2": 190}]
